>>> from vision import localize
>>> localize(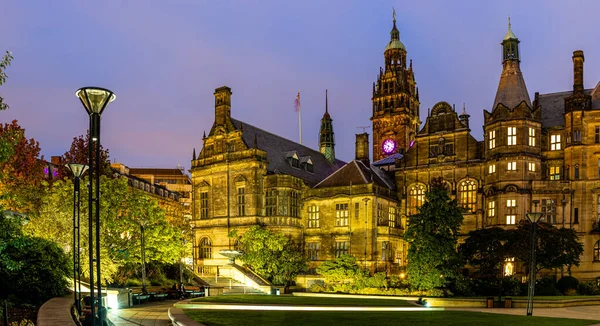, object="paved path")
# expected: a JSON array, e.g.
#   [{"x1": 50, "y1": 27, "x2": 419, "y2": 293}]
[
  {"x1": 452, "y1": 305, "x2": 600, "y2": 322},
  {"x1": 108, "y1": 300, "x2": 175, "y2": 326}
]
